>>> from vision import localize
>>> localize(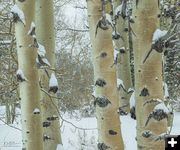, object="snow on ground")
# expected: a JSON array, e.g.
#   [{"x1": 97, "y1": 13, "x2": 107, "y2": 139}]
[
  {"x1": 0, "y1": 125, "x2": 21, "y2": 150},
  {"x1": 121, "y1": 114, "x2": 137, "y2": 150},
  {"x1": 61, "y1": 114, "x2": 97, "y2": 150},
  {"x1": 0, "y1": 106, "x2": 180, "y2": 150},
  {"x1": 0, "y1": 107, "x2": 21, "y2": 150},
  {"x1": 171, "y1": 112, "x2": 180, "y2": 135}
]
